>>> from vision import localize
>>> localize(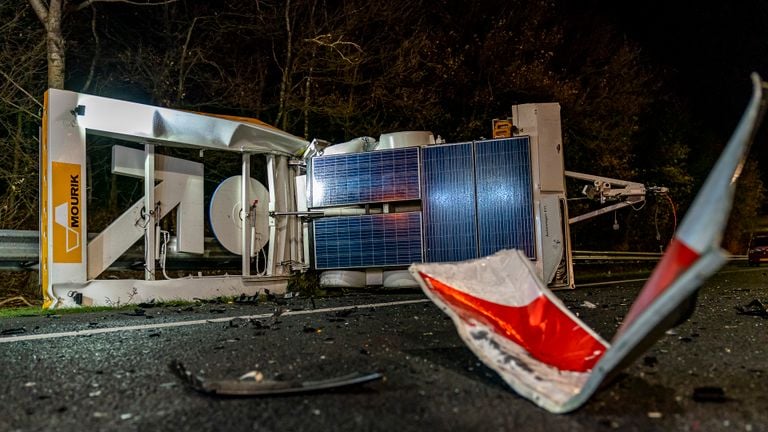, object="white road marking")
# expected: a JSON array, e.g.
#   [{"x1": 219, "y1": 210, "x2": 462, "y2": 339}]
[
  {"x1": 0, "y1": 299, "x2": 431, "y2": 344},
  {"x1": 576, "y1": 278, "x2": 648, "y2": 288},
  {"x1": 575, "y1": 266, "x2": 763, "y2": 289}
]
